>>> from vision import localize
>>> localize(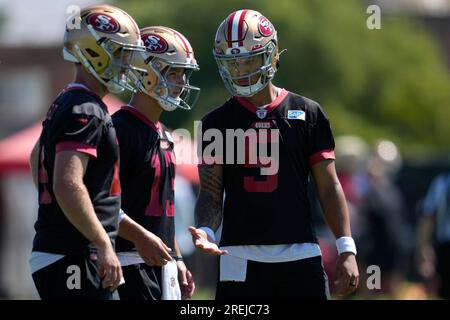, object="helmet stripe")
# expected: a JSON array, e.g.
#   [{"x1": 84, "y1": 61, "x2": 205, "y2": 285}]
[
  {"x1": 238, "y1": 9, "x2": 248, "y2": 47},
  {"x1": 231, "y1": 10, "x2": 244, "y2": 48},
  {"x1": 227, "y1": 11, "x2": 237, "y2": 47},
  {"x1": 168, "y1": 27, "x2": 192, "y2": 58}
]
